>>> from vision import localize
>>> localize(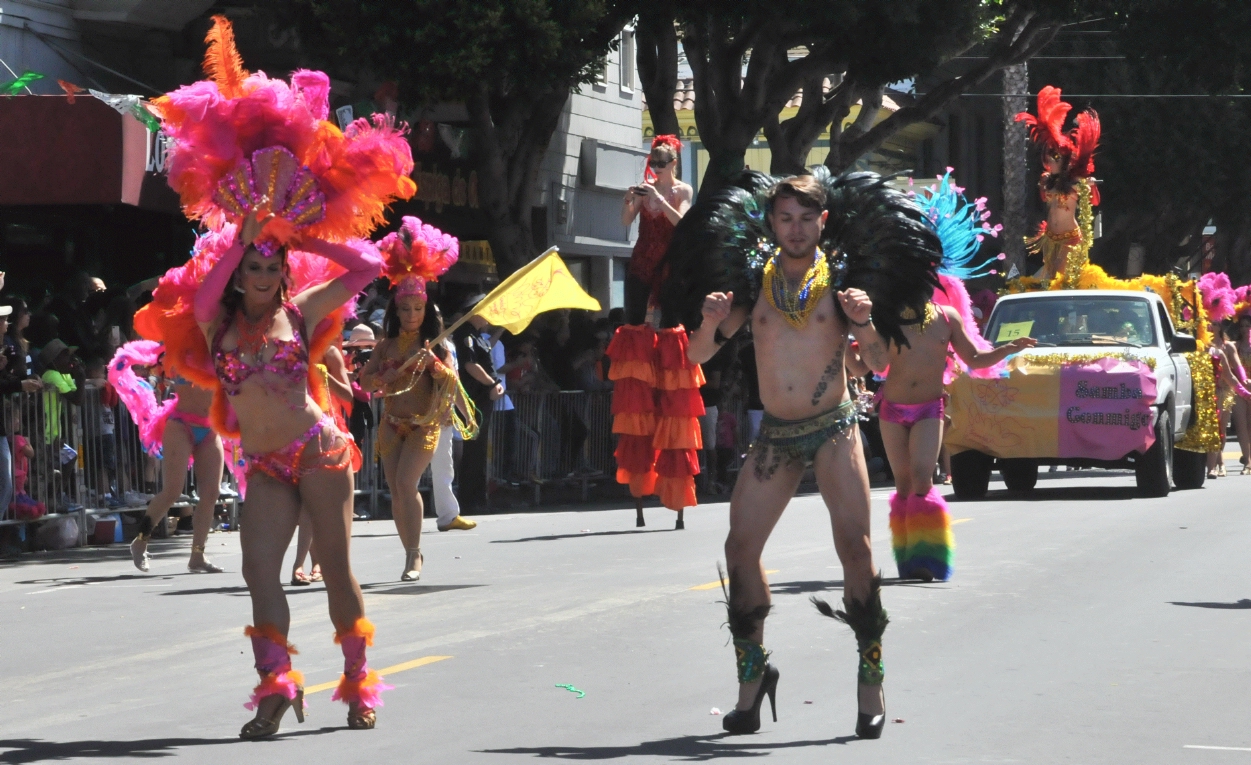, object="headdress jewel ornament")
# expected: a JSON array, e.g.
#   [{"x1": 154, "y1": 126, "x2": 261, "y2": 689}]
[{"x1": 378, "y1": 216, "x2": 459, "y2": 300}]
